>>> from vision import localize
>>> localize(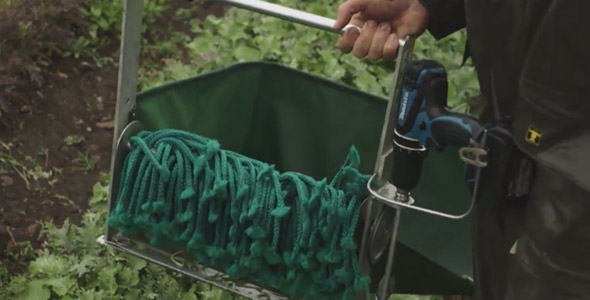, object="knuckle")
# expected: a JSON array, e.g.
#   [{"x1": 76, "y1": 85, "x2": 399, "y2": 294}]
[
  {"x1": 359, "y1": 31, "x2": 374, "y2": 41},
  {"x1": 378, "y1": 24, "x2": 390, "y2": 33}
]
